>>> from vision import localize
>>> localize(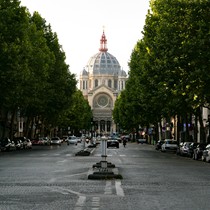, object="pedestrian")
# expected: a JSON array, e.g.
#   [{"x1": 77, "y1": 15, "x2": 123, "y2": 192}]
[{"x1": 123, "y1": 138, "x2": 127, "y2": 147}]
